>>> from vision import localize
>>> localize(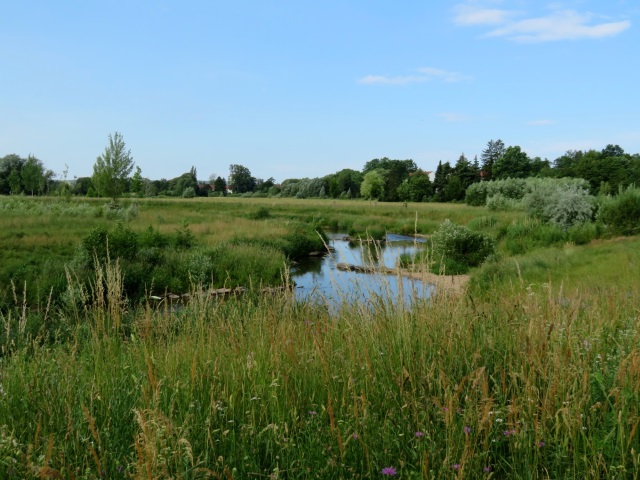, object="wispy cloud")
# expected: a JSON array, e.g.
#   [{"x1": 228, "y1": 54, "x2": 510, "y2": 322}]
[
  {"x1": 358, "y1": 67, "x2": 470, "y2": 85},
  {"x1": 453, "y1": 4, "x2": 518, "y2": 26},
  {"x1": 528, "y1": 119, "x2": 556, "y2": 126},
  {"x1": 453, "y1": 3, "x2": 631, "y2": 42}
]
